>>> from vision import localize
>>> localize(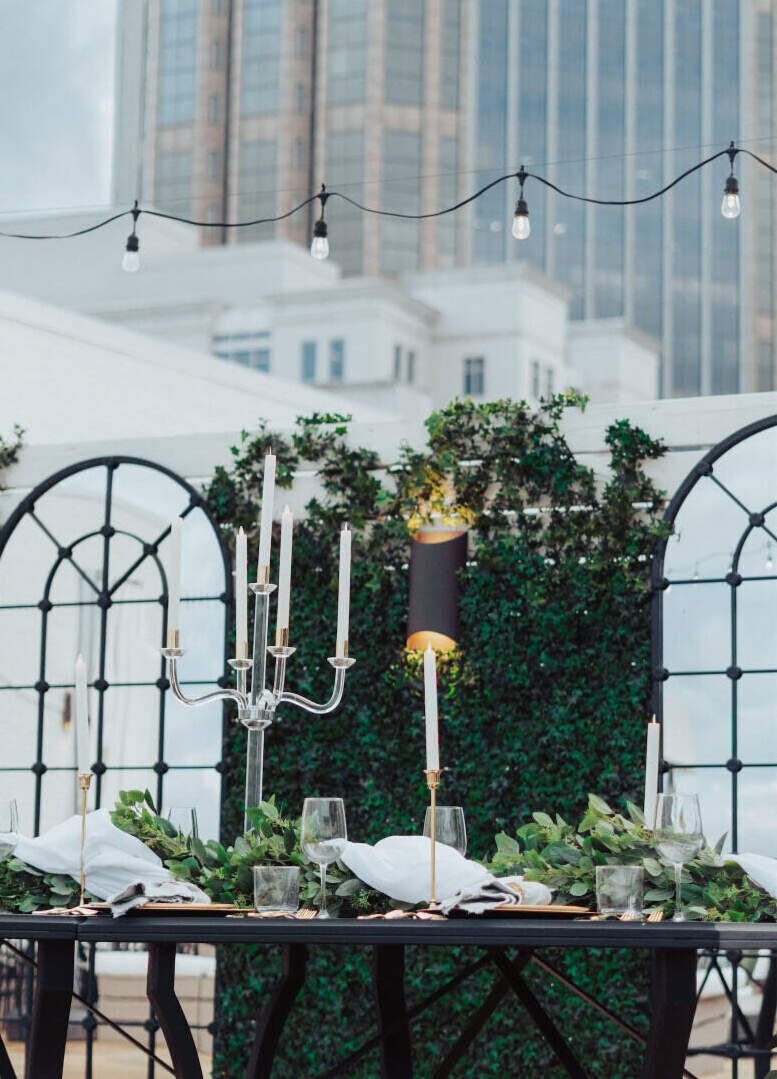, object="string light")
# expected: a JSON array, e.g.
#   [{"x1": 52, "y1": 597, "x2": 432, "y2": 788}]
[
  {"x1": 512, "y1": 166, "x2": 530, "y2": 240},
  {"x1": 721, "y1": 141, "x2": 741, "y2": 220},
  {"x1": 310, "y1": 185, "x2": 330, "y2": 260},
  {"x1": 121, "y1": 201, "x2": 140, "y2": 273},
  {"x1": 0, "y1": 141, "x2": 770, "y2": 266}
]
